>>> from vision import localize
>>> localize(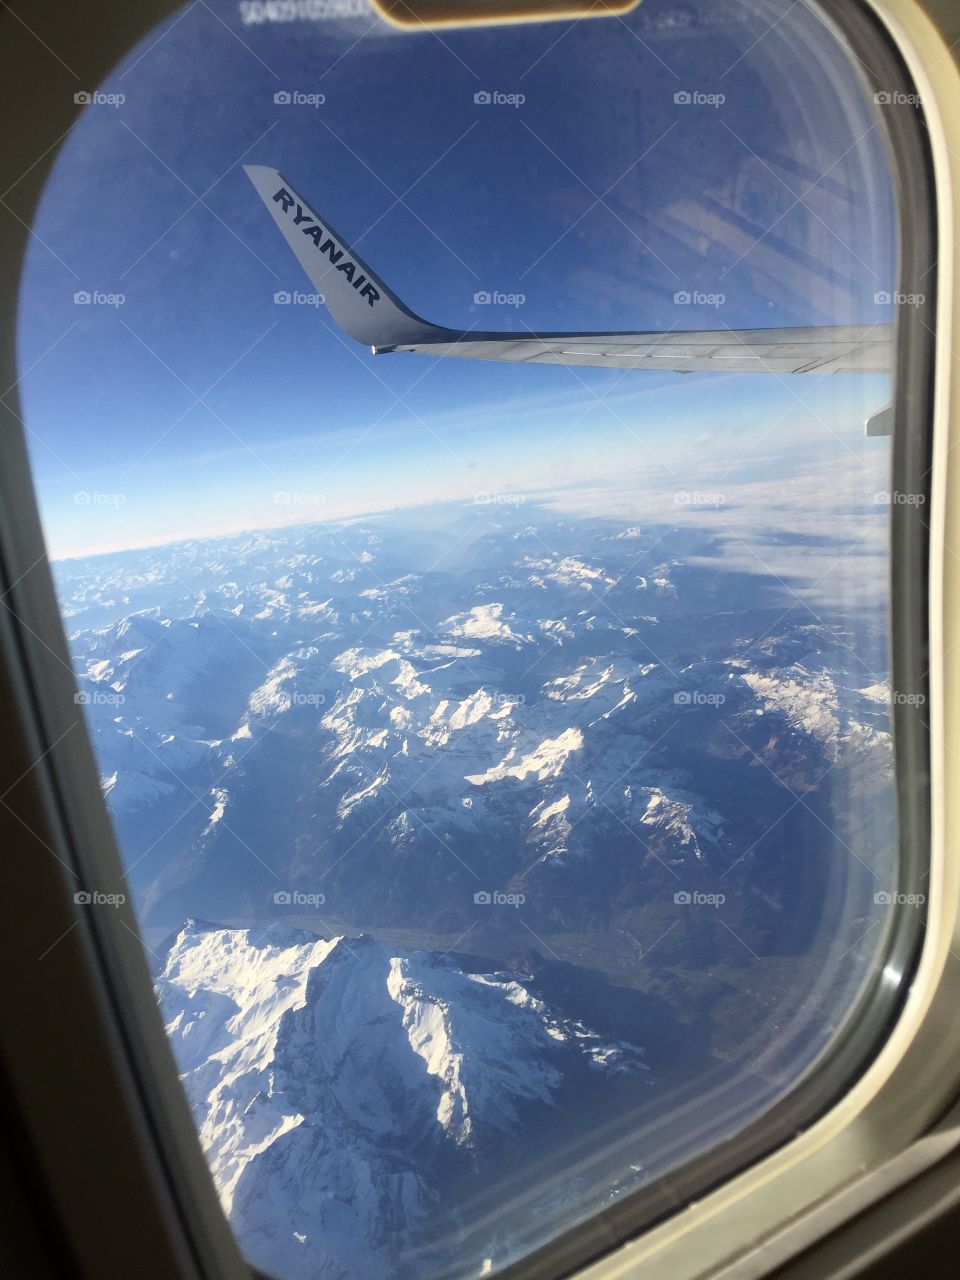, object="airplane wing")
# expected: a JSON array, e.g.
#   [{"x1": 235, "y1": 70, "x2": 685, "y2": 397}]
[{"x1": 243, "y1": 164, "x2": 892, "y2": 377}]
